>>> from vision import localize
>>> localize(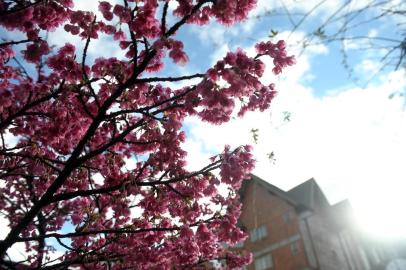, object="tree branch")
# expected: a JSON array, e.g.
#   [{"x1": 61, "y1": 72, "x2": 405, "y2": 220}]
[
  {"x1": 50, "y1": 158, "x2": 222, "y2": 203},
  {"x1": 137, "y1": 73, "x2": 205, "y2": 83},
  {"x1": 0, "y1": 80, "x2": 65, "y2": 131},
  {"x1": 16, "y1": 226, "x2": 179, "y2": 241},
  {"x1": 0, "y1": 39, "x2": 34, "y2": 47},
  {"x1": 0, "y1": 0, "x2": 215, "y2": 257}
]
